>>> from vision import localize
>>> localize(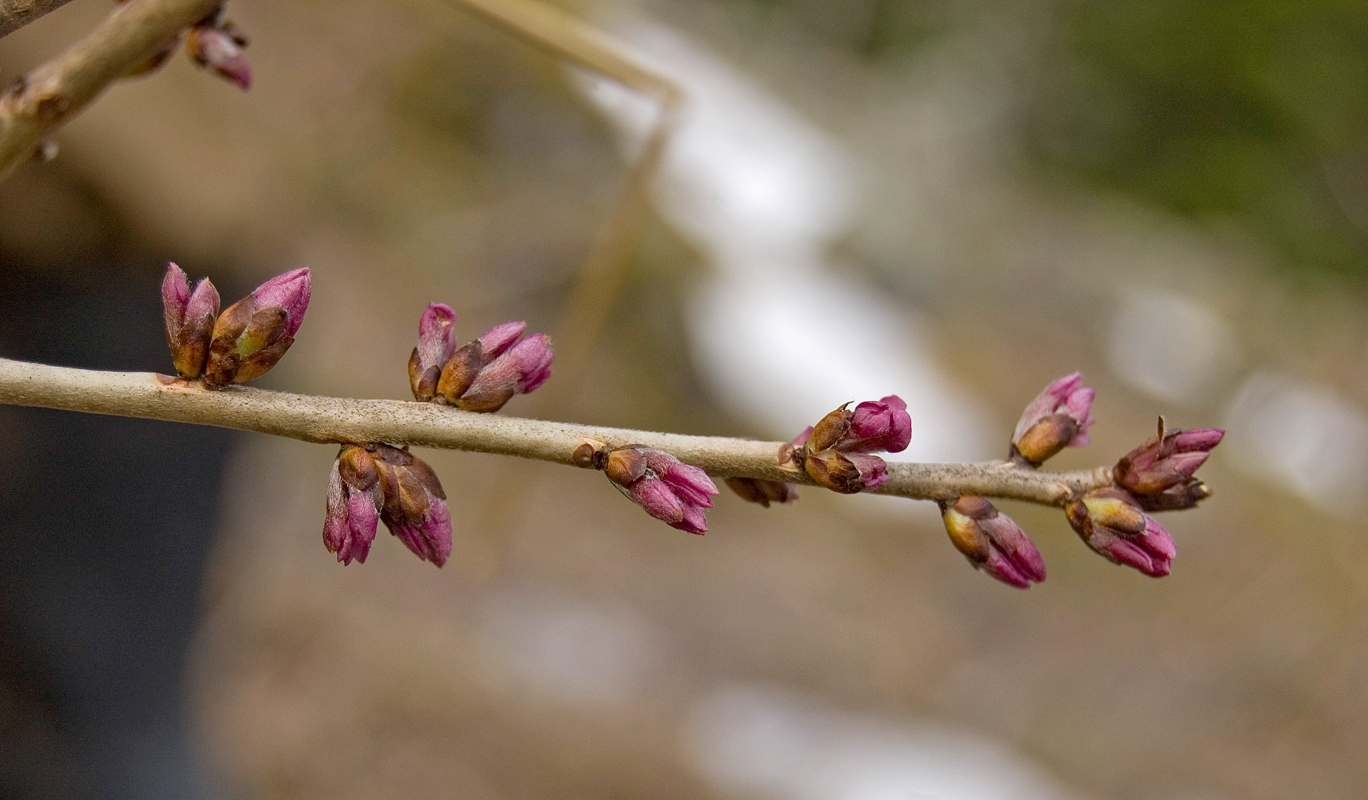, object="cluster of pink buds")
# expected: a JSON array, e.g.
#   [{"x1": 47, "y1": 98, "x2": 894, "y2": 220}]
[
  {"x1": 575, "y1": 442, "x2": 720, "y2": 533},
  {"x1": 784, "y1": 396, "x2": 912, "y2": 494},
  {"x1": 323, "y1": 444, "x2": 452, "y2": 566},
  {"x1": 408, "y1": 303, "x2": 553, "y2": 413},
  {"x1": 162, "y1": 263, "x2": 310, "y2": 387},
  {"x1": 122, "y1": 4, "x2": 252, "y2": 90},
  {"x1": 938, "y1": 372, "x2": 1223, "y2": 588}
]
